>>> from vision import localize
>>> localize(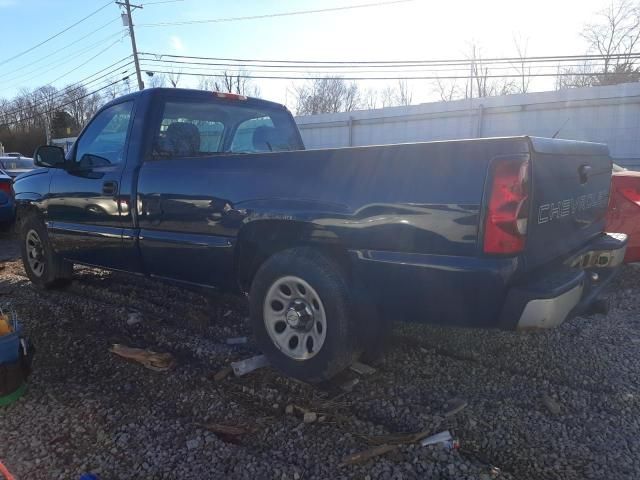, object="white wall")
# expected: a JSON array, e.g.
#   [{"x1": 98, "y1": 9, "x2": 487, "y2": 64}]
[{"x1": 295, "y1": 82, "x2": 640, "y2": 169}]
